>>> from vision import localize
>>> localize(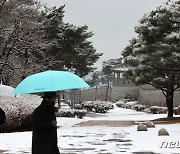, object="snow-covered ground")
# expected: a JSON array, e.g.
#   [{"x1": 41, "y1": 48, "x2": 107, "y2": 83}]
[{"x1": 0, "y1": 105, "x2": 180, "y2": 154}]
